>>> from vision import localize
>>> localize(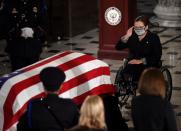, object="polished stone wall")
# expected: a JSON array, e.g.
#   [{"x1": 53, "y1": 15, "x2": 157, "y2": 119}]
[{"x1": 46, "y1": 0, "x2": 98, "y2": 40}]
